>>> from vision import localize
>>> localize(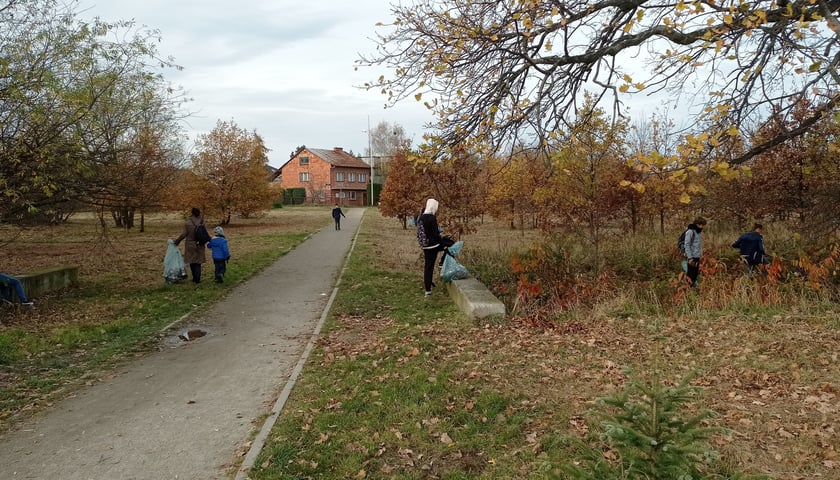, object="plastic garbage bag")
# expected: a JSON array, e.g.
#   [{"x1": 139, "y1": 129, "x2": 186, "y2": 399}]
[
  {"x1": 446, "y1": 240, "x2": 463, "y2": 257},
  {"x1": 441, "y1": 254, "x2": 469, "y2": 282},
  {"x1": 441, "y1": 241, "x2": 468, "y2": 282},
  {"x1": 163, "y1": 239, "x2": 188, "y2": 284}
]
